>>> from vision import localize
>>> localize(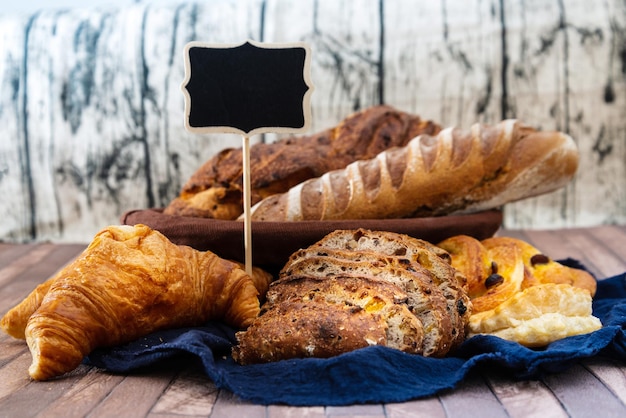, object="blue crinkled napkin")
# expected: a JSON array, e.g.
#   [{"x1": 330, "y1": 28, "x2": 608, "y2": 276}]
[{"x1": 85, "y1": 264, "x2": 626, "y2": 406}]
